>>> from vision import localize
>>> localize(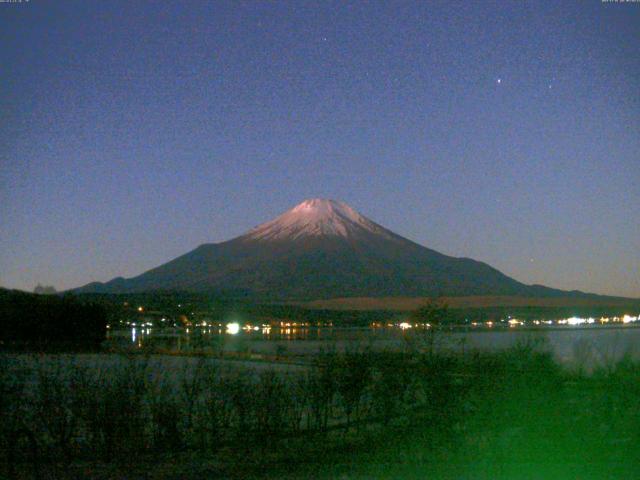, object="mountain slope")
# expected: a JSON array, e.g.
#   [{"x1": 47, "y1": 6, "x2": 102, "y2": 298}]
[{"x1": 76, "y1": 199, "x2": 586, "y2": 300}]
